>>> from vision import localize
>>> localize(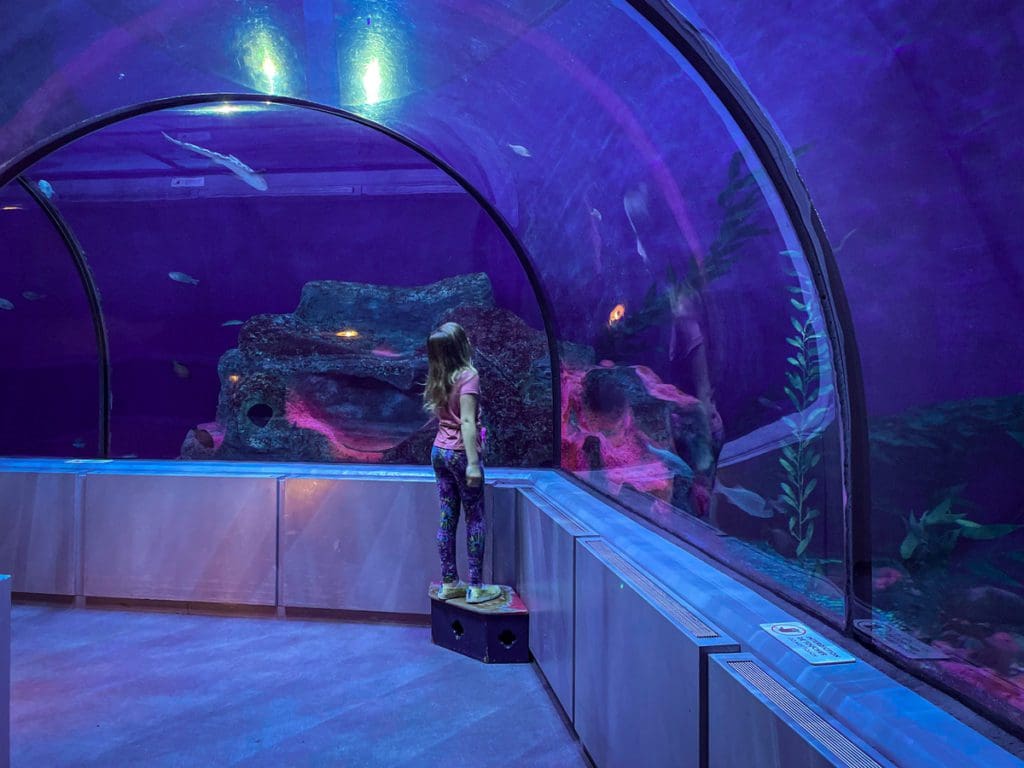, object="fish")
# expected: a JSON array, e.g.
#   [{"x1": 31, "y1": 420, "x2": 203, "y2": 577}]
[
  {"x1": 162, "y1": 131, "x2": 268, "y2": 191},
  {"x1": 0, "y1": 298, "x2": 12, "y2": 310},
  {"x1": 584, "y1": 194, "x2": 604, "y2": 271},
  {"x1": 715, "y1": 482, "x2": 775, "y2": 518},
  {"x1": 647, "y1": 442, "x2": 775, "y2": 519},
  {"x1": 71, "y1": 438, "x2": 86, "y2": 449},
  {"x1": 221, "y1": 319, "x2": 243, "y2": 326},
  {"x1": 22, "y1": 290, "x2": 46, "y2": 301},
  {"x1": 622, "y1": 185, "x2": 650, "y2": 265},
  {"x1": 507, "y1": 143, "x2": 532, "y2": 158},
  {"x1": 172, "y1": 361, "x2": 190, "y2": 379},
  {"x1": 37, "y1": 179, "x2": 55, "y2": 199},
  {"x1": 646, "y1": 442, "x2": 694, "y2": 480},
  {"x1": 168, "y1": 271, "x2": 199, "y2": 286},
  {"x1": 371, "y1": 346, "x2": 403, "y2": 359},
  {"x1": 834, "y1": 228, "x2": 858, "y2": 254},
  {"x1": 757, "y1": 396, "x2": 784, "y2": 412},
  {"x1": 608, "y1": 303, "x2": 626, "y2": 327}
]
